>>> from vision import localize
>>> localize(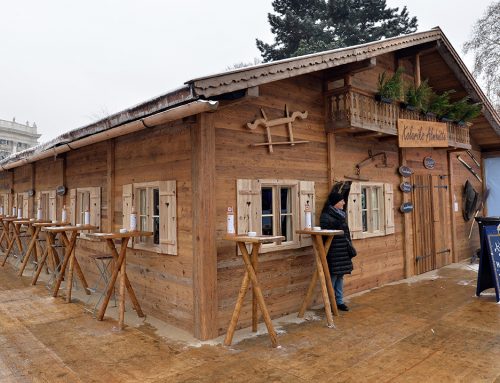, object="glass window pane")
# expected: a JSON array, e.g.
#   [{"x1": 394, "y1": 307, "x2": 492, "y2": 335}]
[
  {"x1": 153, "y1": 216, "x2": 159, "y2": 244},
  {"x1": 362, "y1": 211, "x2": 368, "y2": 232},
  {"x1": 261, "y1": 187, "x2": 273, "y2": 214},
  {"x1": 140, "y1": 189, "x2": 147, "y2": 215},
  {"x1": 281, "y1": 215, "x2": 292, "y2": 240},
  {"x1": 280, "y1": 187, "x2": 291, "y2": 214},
  {"x1": 373, "y1": 211, "x2": 380, "y2": 231},
  {"x1": 371, "y1": 188, "x2": 379, "y2": 209},
  {"x1": 262, "y1": 216, "x2": 273, "y2": 235},
  {"x1": 361, "y1": 188, "x2": 367, "y2": 209},
  {"x1": 153, "y1": 188, "x2": 159, "y2": 216}
]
